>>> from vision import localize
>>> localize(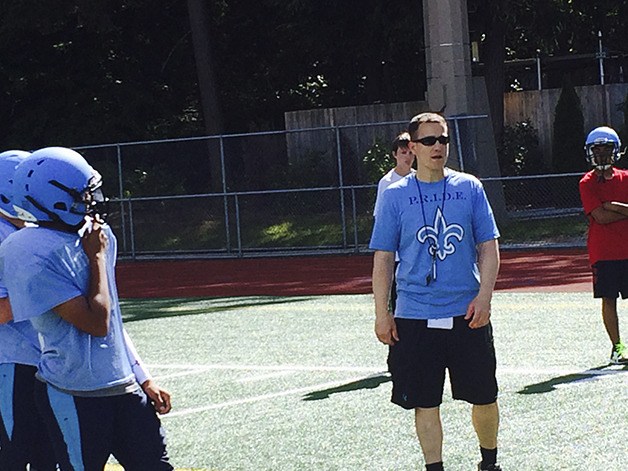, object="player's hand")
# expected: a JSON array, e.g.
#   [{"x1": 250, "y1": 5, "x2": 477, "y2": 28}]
[
  {"x1": 81, "y1": 218, "x2": 108, "y2": 260},
  {"x1": 464, "y1": 295, "x2": 491, "y2": 329},
  {"x1": 141, "y1": 379, "x2": 172, "y2": 414},
  {"x1": 375, "y1": 312, "x2": 399, "y2": 345}
]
